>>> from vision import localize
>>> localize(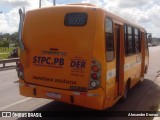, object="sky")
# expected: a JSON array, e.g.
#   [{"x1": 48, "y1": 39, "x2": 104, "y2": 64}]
[{"x1": 0, "y1": 0, "x2": 160, "y2": 37}]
